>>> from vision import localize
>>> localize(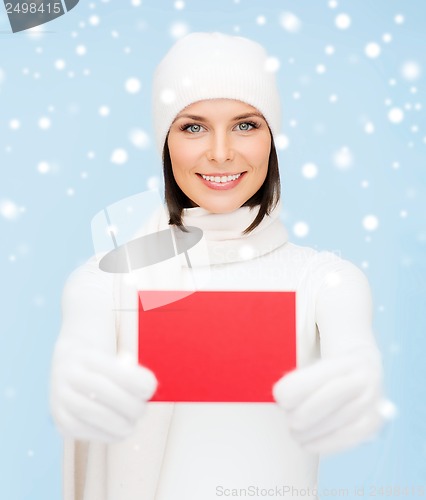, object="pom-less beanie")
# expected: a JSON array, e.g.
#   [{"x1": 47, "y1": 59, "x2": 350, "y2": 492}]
[{"x1": 152, "y1": 31, "x2": 282, "y2": 155}]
